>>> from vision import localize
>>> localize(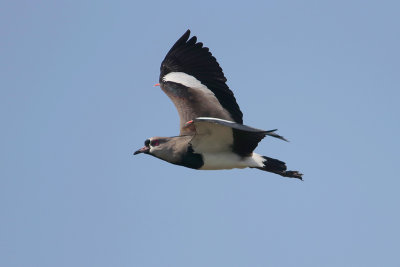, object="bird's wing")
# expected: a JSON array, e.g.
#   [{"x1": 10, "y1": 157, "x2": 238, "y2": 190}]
[
  {"x1": 187, "y1": 117, "x2": 287, "y2": 156},
  {"x1": 159, "y1": 30, "x2": 243, "y2": 135}
]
